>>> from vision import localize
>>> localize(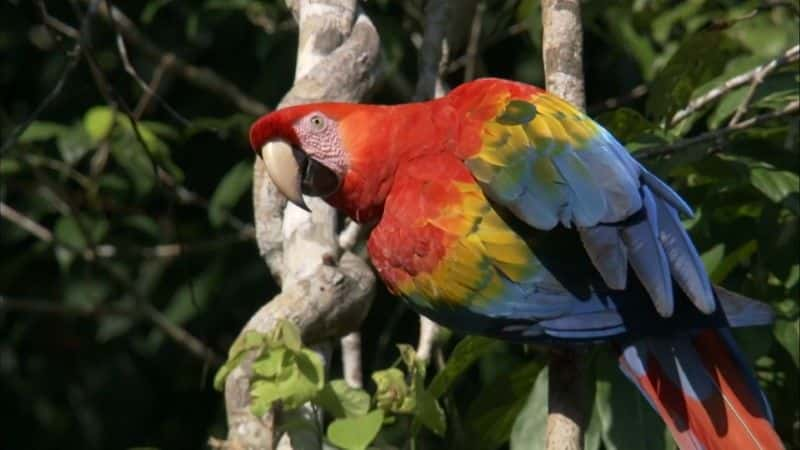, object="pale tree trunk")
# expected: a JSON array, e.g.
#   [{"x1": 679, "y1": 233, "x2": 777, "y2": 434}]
[
  {"x1": 541, "y1": 1, "x2": 588, "y2": 450},
  {"x1": 221, "y1": 1, "x2": 380, "y2": 449}
]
